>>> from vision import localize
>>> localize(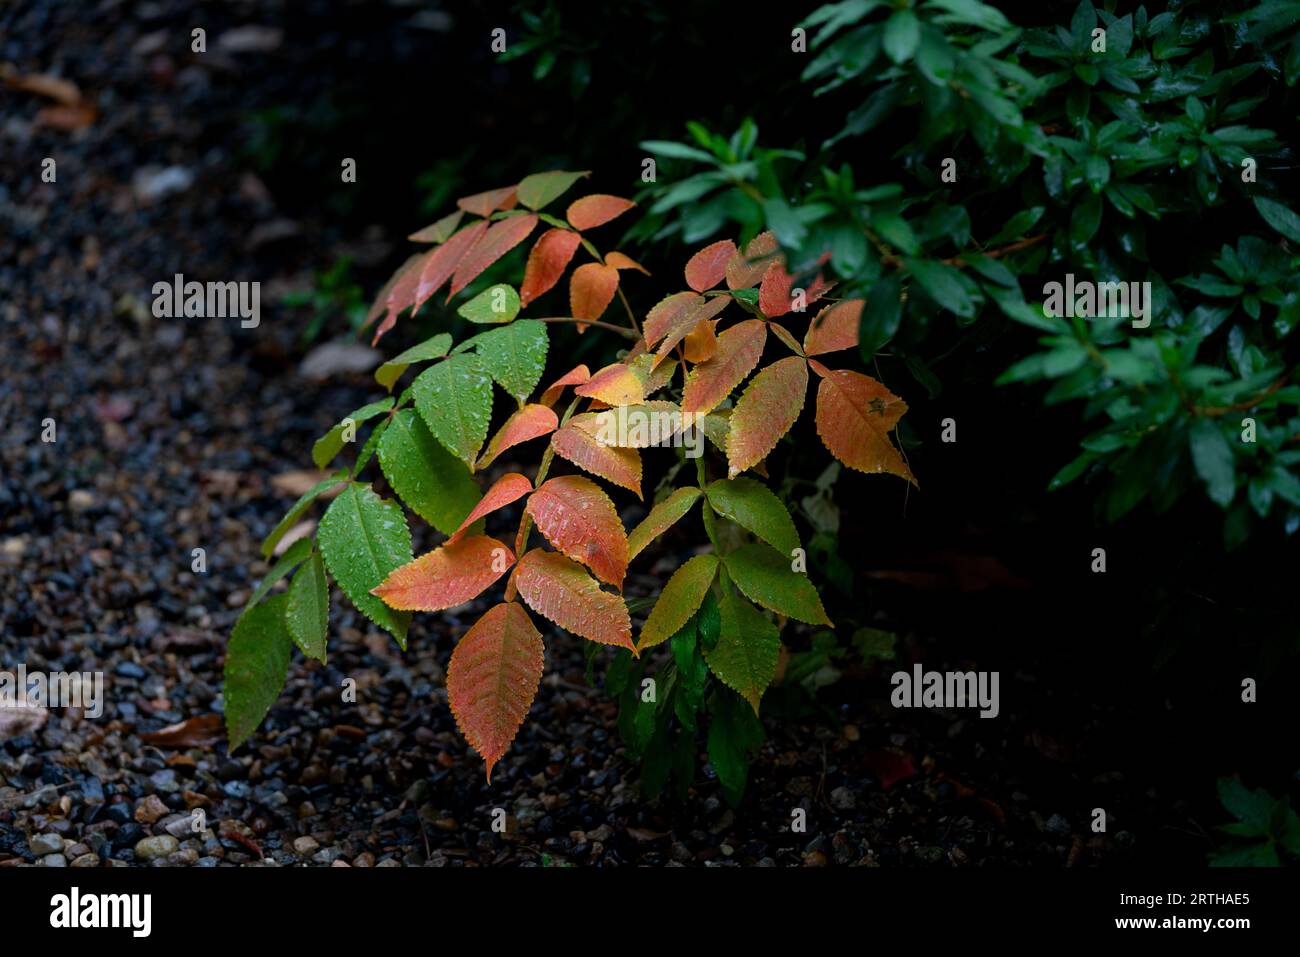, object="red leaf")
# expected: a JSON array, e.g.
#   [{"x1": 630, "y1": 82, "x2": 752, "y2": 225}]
[
  {"x1": 804, "y1": 299, "x2": 863, "y2": 356},
  {"x1": 363, "y1": 254, "x2": 421, "y2": 332},
  {"x1": 757, "y1": 260, "x2": 835, "y2": 319},
  {"x1": 371, "y1": 253, "x2": 430, "y2": 344},
  {"x1": 457, "y1": 185, "x2": 518, "y2": 218},
  {"x1": 477, "y1": 404, "x2": 559, "y2": 469},
  {"x1": 570, "y1": 262, "x2": 621, "y2": 321},
  {"x1": 539, "y1": 365, "x2": 591, "y2": 407},
  {"x1": 725, "y1": 231, "x2": 779, "y2": 289},
  {"x1": 411, "y1": 220, "x2": 489, "y2": 317},
  {"x1": 566, "y1": 194, "x2": 636, "y2": 231},
  {"x1": 519, "y1": 228, "x2": 582, "y2": 306},
  {"x1": 681, "y1": 319, "x2": 768, "y2": 416},
  {"x1": 513, "y1": 549, "x2": 634, "y2": 651},
  {"x1": 447, "y1": 602, "x2": 544, "y2": 782},
  {"x1": 526, "y1": 475, "x2": 629, "y2": 587},
  {"x1": 448, "y1": 215, "x2": 539, "y2": 299},
  {"x1": 726, "y1": 356, "x2": 809, "y2": 478},
  {"x1": 550, "y1": 421, "x2": 642, "y2": 498},
  {"x1": 812, "y1": 364, "x2": 915, "y2": 484},
  {"x1": 862, "y1": 748, "x2": 916, "y2": 790},
  {"x1": 644, "y1": 291, "x2": 701, "y2": 350},
  {"x1": 685, "y1": 239, "x2": 737, "y2": 292},
  {"x1": 371, "y1": 535, "x2": 514, "y2": 611},
  {"x1": 448, "y1": 473, "x2": 533, "y2": 544}
]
